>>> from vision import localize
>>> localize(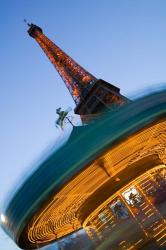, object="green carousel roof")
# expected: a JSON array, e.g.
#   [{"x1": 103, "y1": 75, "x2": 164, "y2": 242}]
[{"x1": 1, "y1": 90, "x2": 166, "y2": 249}]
